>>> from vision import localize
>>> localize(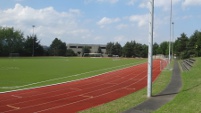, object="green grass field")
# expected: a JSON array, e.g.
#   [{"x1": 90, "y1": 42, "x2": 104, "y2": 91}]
[
  {"x1": 154, "y1": 57, "x2": 201, "y2": 113},
  {"x1": 0, "y1": 57, "x2": 146, "y2": 92}
]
